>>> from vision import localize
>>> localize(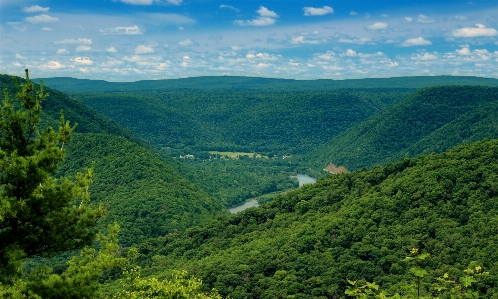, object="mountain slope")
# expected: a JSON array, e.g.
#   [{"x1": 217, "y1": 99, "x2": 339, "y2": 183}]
[
  {"x1": 311, "y1": 85, "x2": 498, "y2": 171},
  {"x1": 132, "y1": 139, "x2": 498, "y2": 298}
]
